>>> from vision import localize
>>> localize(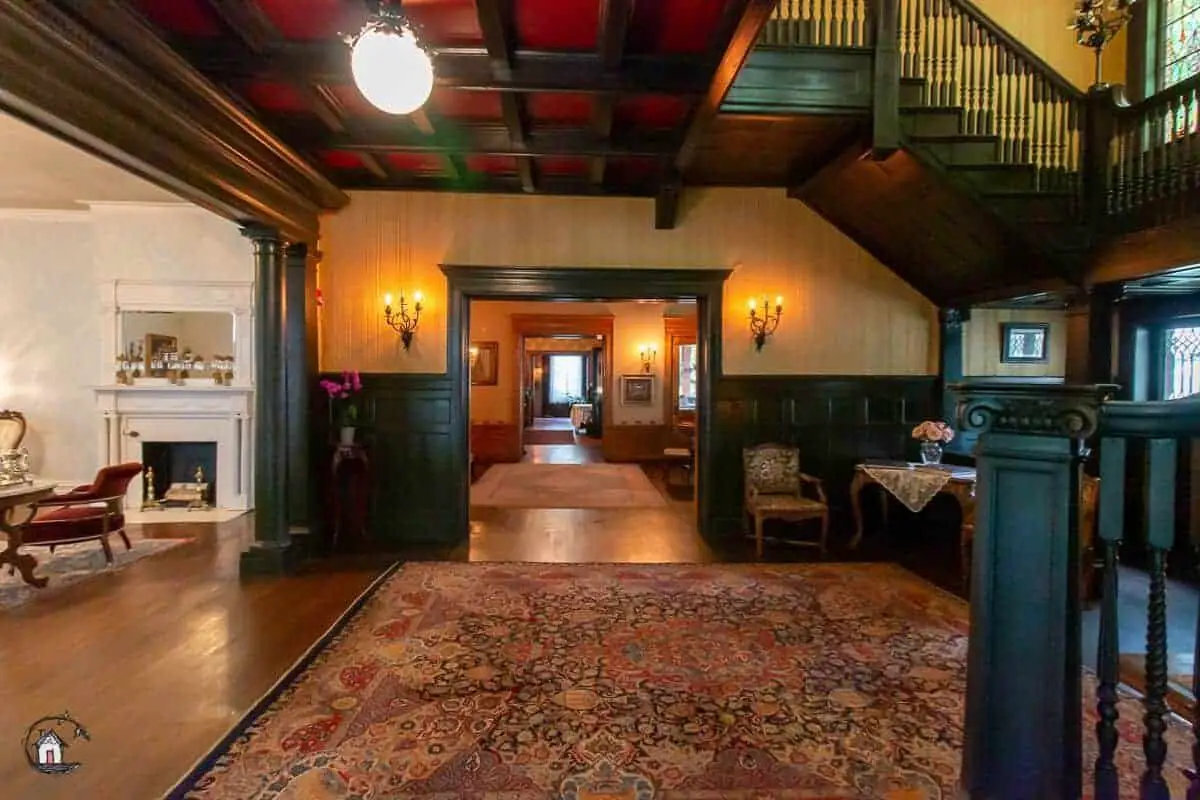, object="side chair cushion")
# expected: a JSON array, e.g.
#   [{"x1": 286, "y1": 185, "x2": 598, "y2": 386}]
[
  {"x1": 747, "y1": 494, "x2": 825, "y2": 514},
  {"x1": 25, "y1": 505, "x2": 125, "y2": 546},
  {"x1": 743, "y1": 446, "x2": 801, "y2": 495}
]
